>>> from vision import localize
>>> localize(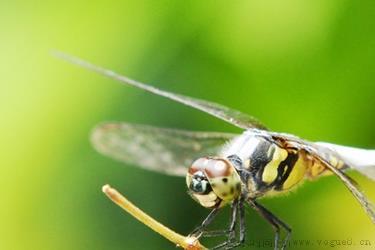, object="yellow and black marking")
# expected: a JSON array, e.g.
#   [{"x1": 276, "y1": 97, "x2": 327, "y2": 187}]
[
  {"x1": 306, "y1": 147, "x2": 348, "y2": 179},
  {"x1": 238, "y1": 136, "x2": 349, "y2": 198}
]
